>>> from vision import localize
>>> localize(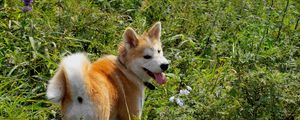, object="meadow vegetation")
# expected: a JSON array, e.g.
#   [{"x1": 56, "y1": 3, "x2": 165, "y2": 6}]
[{"x1": 0, "y1": 0, "x2": 300, "y2": 119}]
